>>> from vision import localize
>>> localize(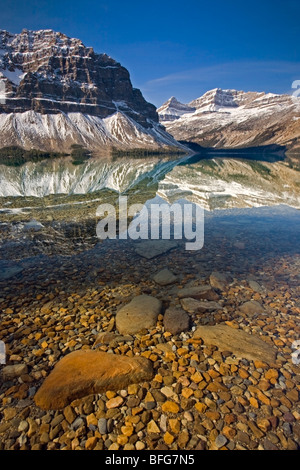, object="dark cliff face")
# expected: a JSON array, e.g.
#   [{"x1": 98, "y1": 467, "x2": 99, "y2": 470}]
[{"x1": 0, "y1": 29, "x2": 158, "y2": 127}]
